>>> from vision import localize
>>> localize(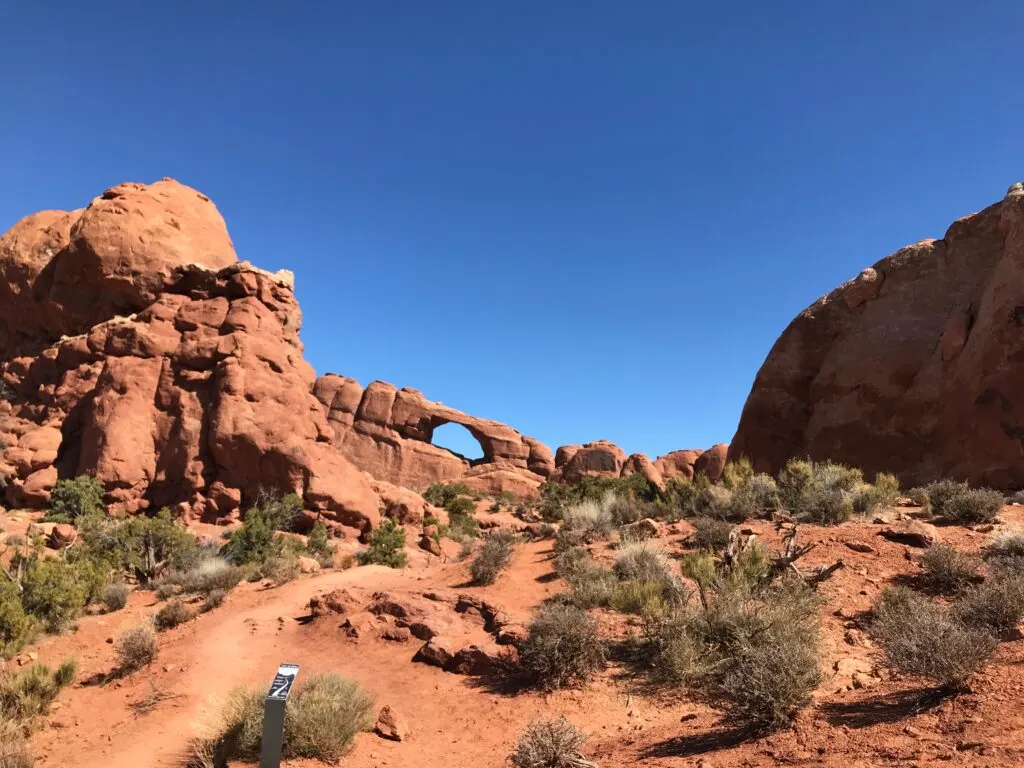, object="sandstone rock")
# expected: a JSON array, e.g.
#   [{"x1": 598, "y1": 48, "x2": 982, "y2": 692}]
[
  {"x1": 621, "y1": 453, "x2": 665, "y2": 489},
  {"x1": 375, "y1": 705, "x2": 410, "y2": 741},
  {"x1": 495, "y1": 624, "x2": 528, "y2": 646},
  {"x1": 694, "y1": 444, "x2": 729, "y2": 482},
  {"x1": 314, "y1": 375, "x2": 551, "y2": 494},
  {"x1": 419, "y1": 532, "x2": 442, "y2": 556},
  {"x1": 412, "y1": 637, "x2": 455, "y2": 668},
  {"x1": 622, "y1": 518, "x2": 660, "y2": 541},
  {"x1": 445, "y1": 643, "x2": 508, "y2": 675},
  {"x1": 880, "y1": 521, "x2": 937, "y2": 548},
  {"x1": 653, "y1": 449, "x2": 703, "y2": 481},
  {"x1": 381, "y1": 627, "x2": 412, "y2": 642},
  {"x1": 845, "y1": 540, "x2": 876, "y2": 554},
  {"x1": 554, "y1": 440, "x2": 626, "y2": 483},
  {"x1": 731, "y1": 188, "x2": 1024, "y2": 489},
  {"x1": 47, "y1": 524, "x2": 76, "y2": 549}
]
